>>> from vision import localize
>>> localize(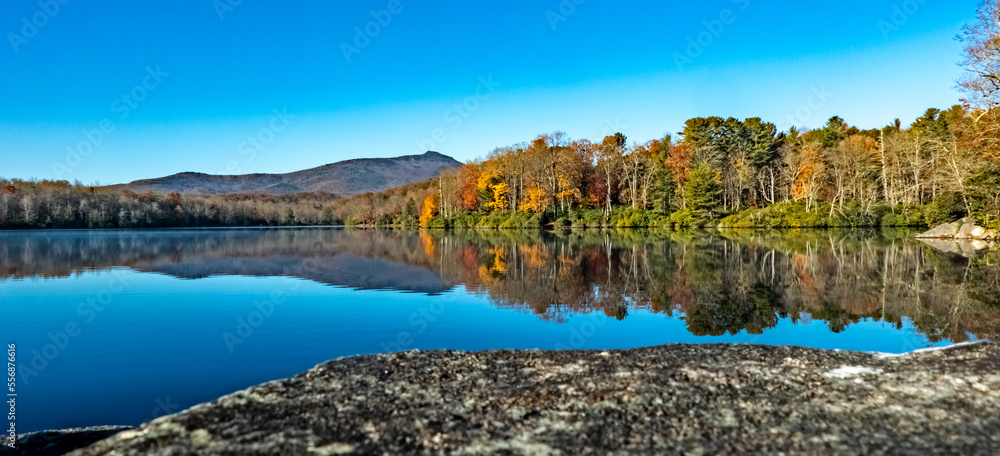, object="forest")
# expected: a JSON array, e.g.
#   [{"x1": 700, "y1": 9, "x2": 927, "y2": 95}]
[{"x1": 3, "y1": 1, "x2": 1000, "y2": 230}]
